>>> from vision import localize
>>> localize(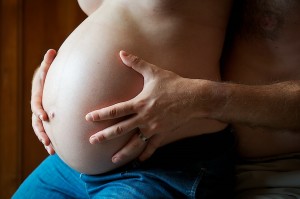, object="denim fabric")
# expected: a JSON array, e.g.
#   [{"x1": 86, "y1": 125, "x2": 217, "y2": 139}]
[{"x1": 13, "y1": 127, "x2": 235, "y2": 199}]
